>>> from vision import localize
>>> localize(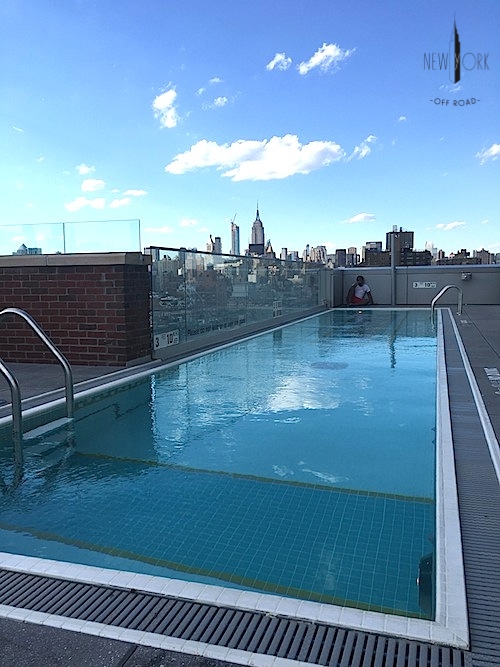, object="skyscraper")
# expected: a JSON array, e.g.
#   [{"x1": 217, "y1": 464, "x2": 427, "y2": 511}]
[
  {"x1": 251, "y1": 207, "x2": 265, "y2": 245},
  {"x1": 249, "y1": 206, "x2": 265, "y2": 255},
  {"x1": 231, "y1": 222, "x2": 240, "y2": 256}
]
